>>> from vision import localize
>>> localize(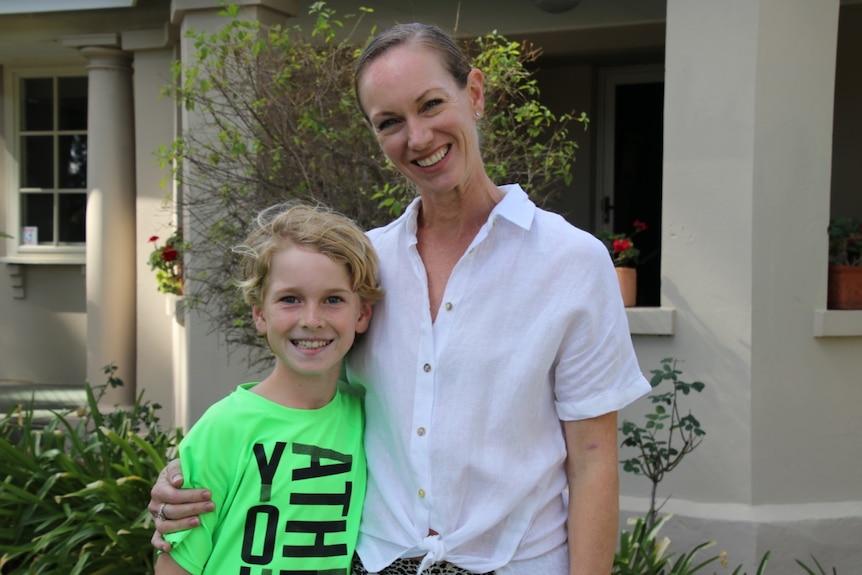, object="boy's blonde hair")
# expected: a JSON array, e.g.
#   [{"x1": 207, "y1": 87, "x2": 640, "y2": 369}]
[{"x1": 234, "y1": 203, "x2": 384, "y2": 308}]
